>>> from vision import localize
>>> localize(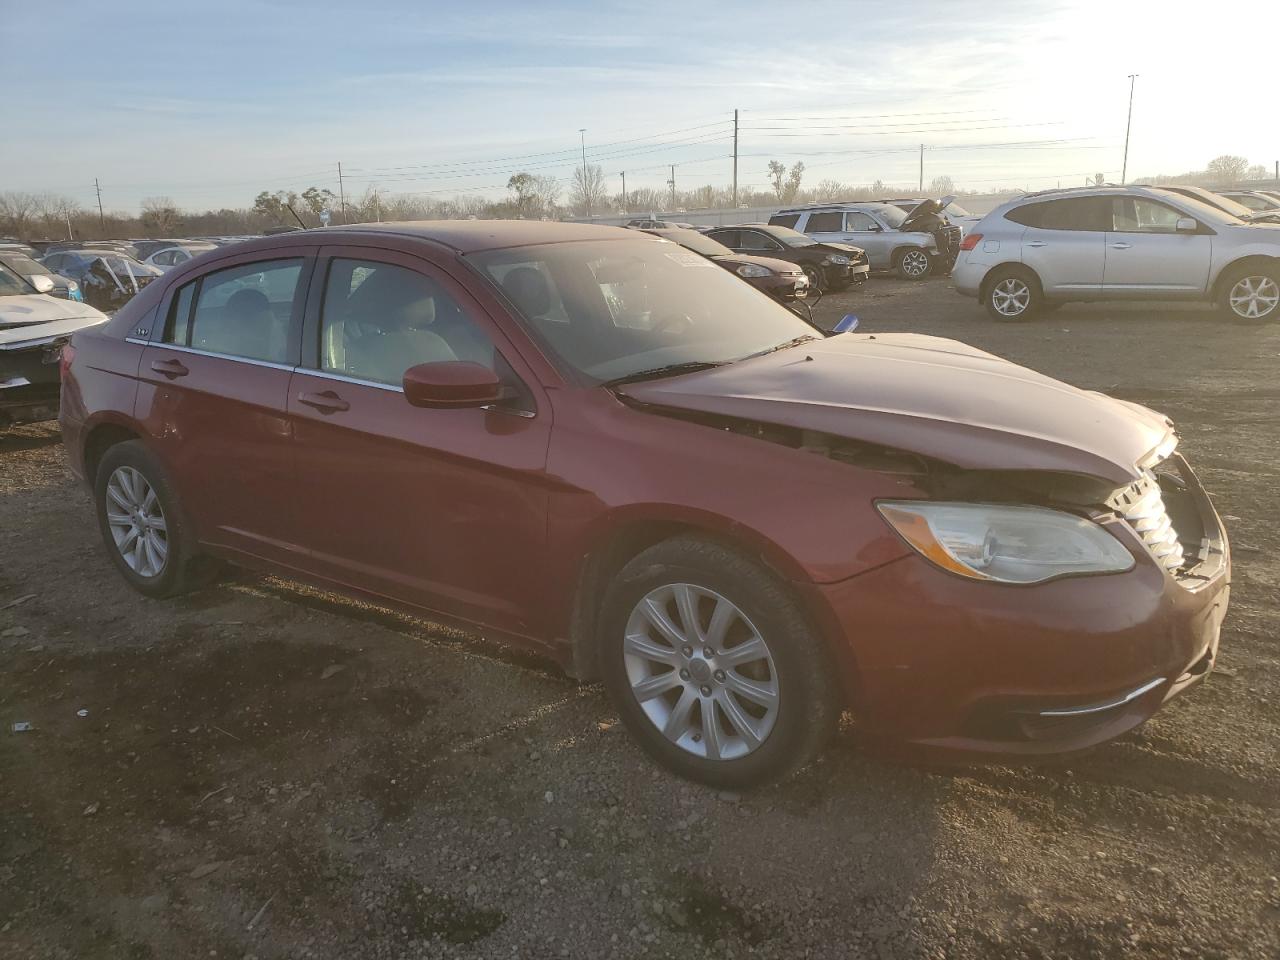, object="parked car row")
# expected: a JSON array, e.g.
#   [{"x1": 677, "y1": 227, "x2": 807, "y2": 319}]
[{"x1": 954, "y1": 184, "x2": 1280, "y2": 323}]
